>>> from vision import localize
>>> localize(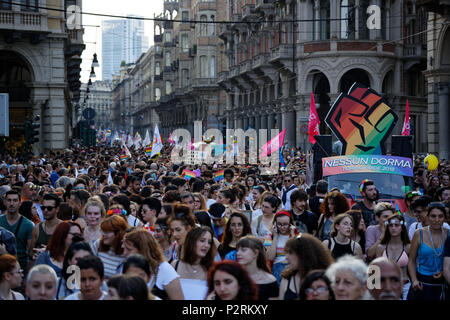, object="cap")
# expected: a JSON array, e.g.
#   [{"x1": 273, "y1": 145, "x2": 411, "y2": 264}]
[{"x1": 208, "y1": 203, "x2": 226, "y2": 220}]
